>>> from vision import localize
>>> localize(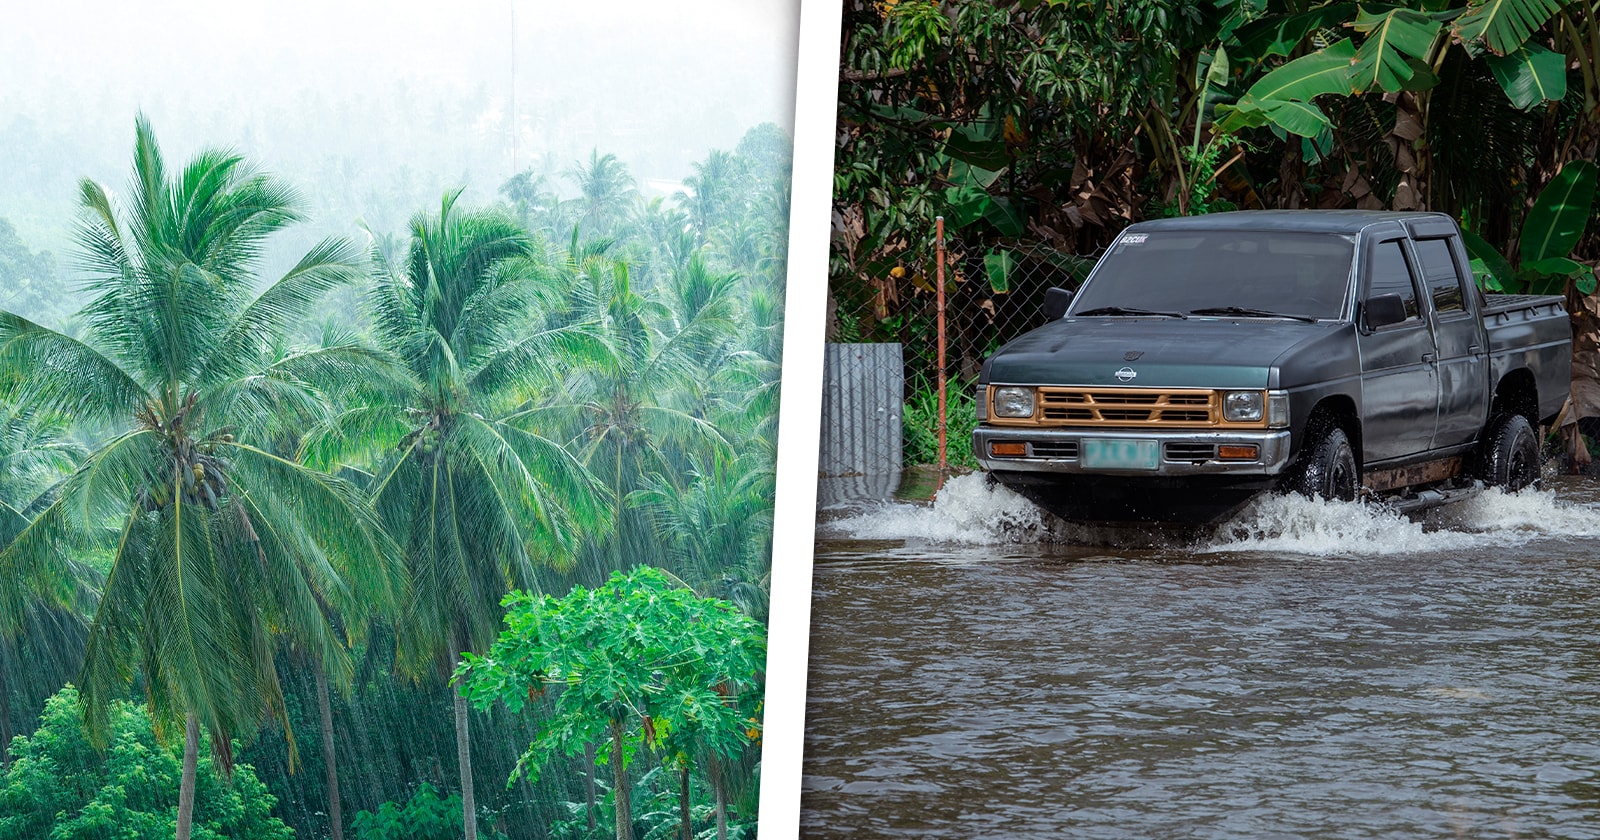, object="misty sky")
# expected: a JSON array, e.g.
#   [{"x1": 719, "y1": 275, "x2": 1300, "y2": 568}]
[{"x1": 0, "y1": 0, "x2": 799, "y2": 262}]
